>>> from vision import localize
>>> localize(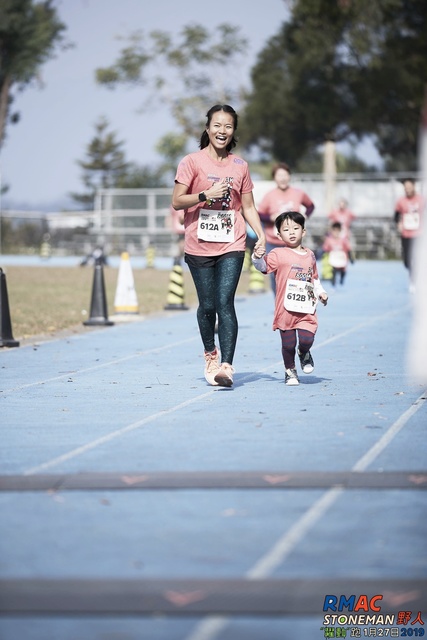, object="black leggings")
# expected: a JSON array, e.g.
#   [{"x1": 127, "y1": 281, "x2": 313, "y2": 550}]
[
  {"x1": 187, "y1": 253, "x2": 244, "y2": 364},
  {"x1": 401, "y1": 237, "x2": 414, "y2": 273},
  {"x1": 280, "y1": 328, "x2": 315, "y2": 370}
]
